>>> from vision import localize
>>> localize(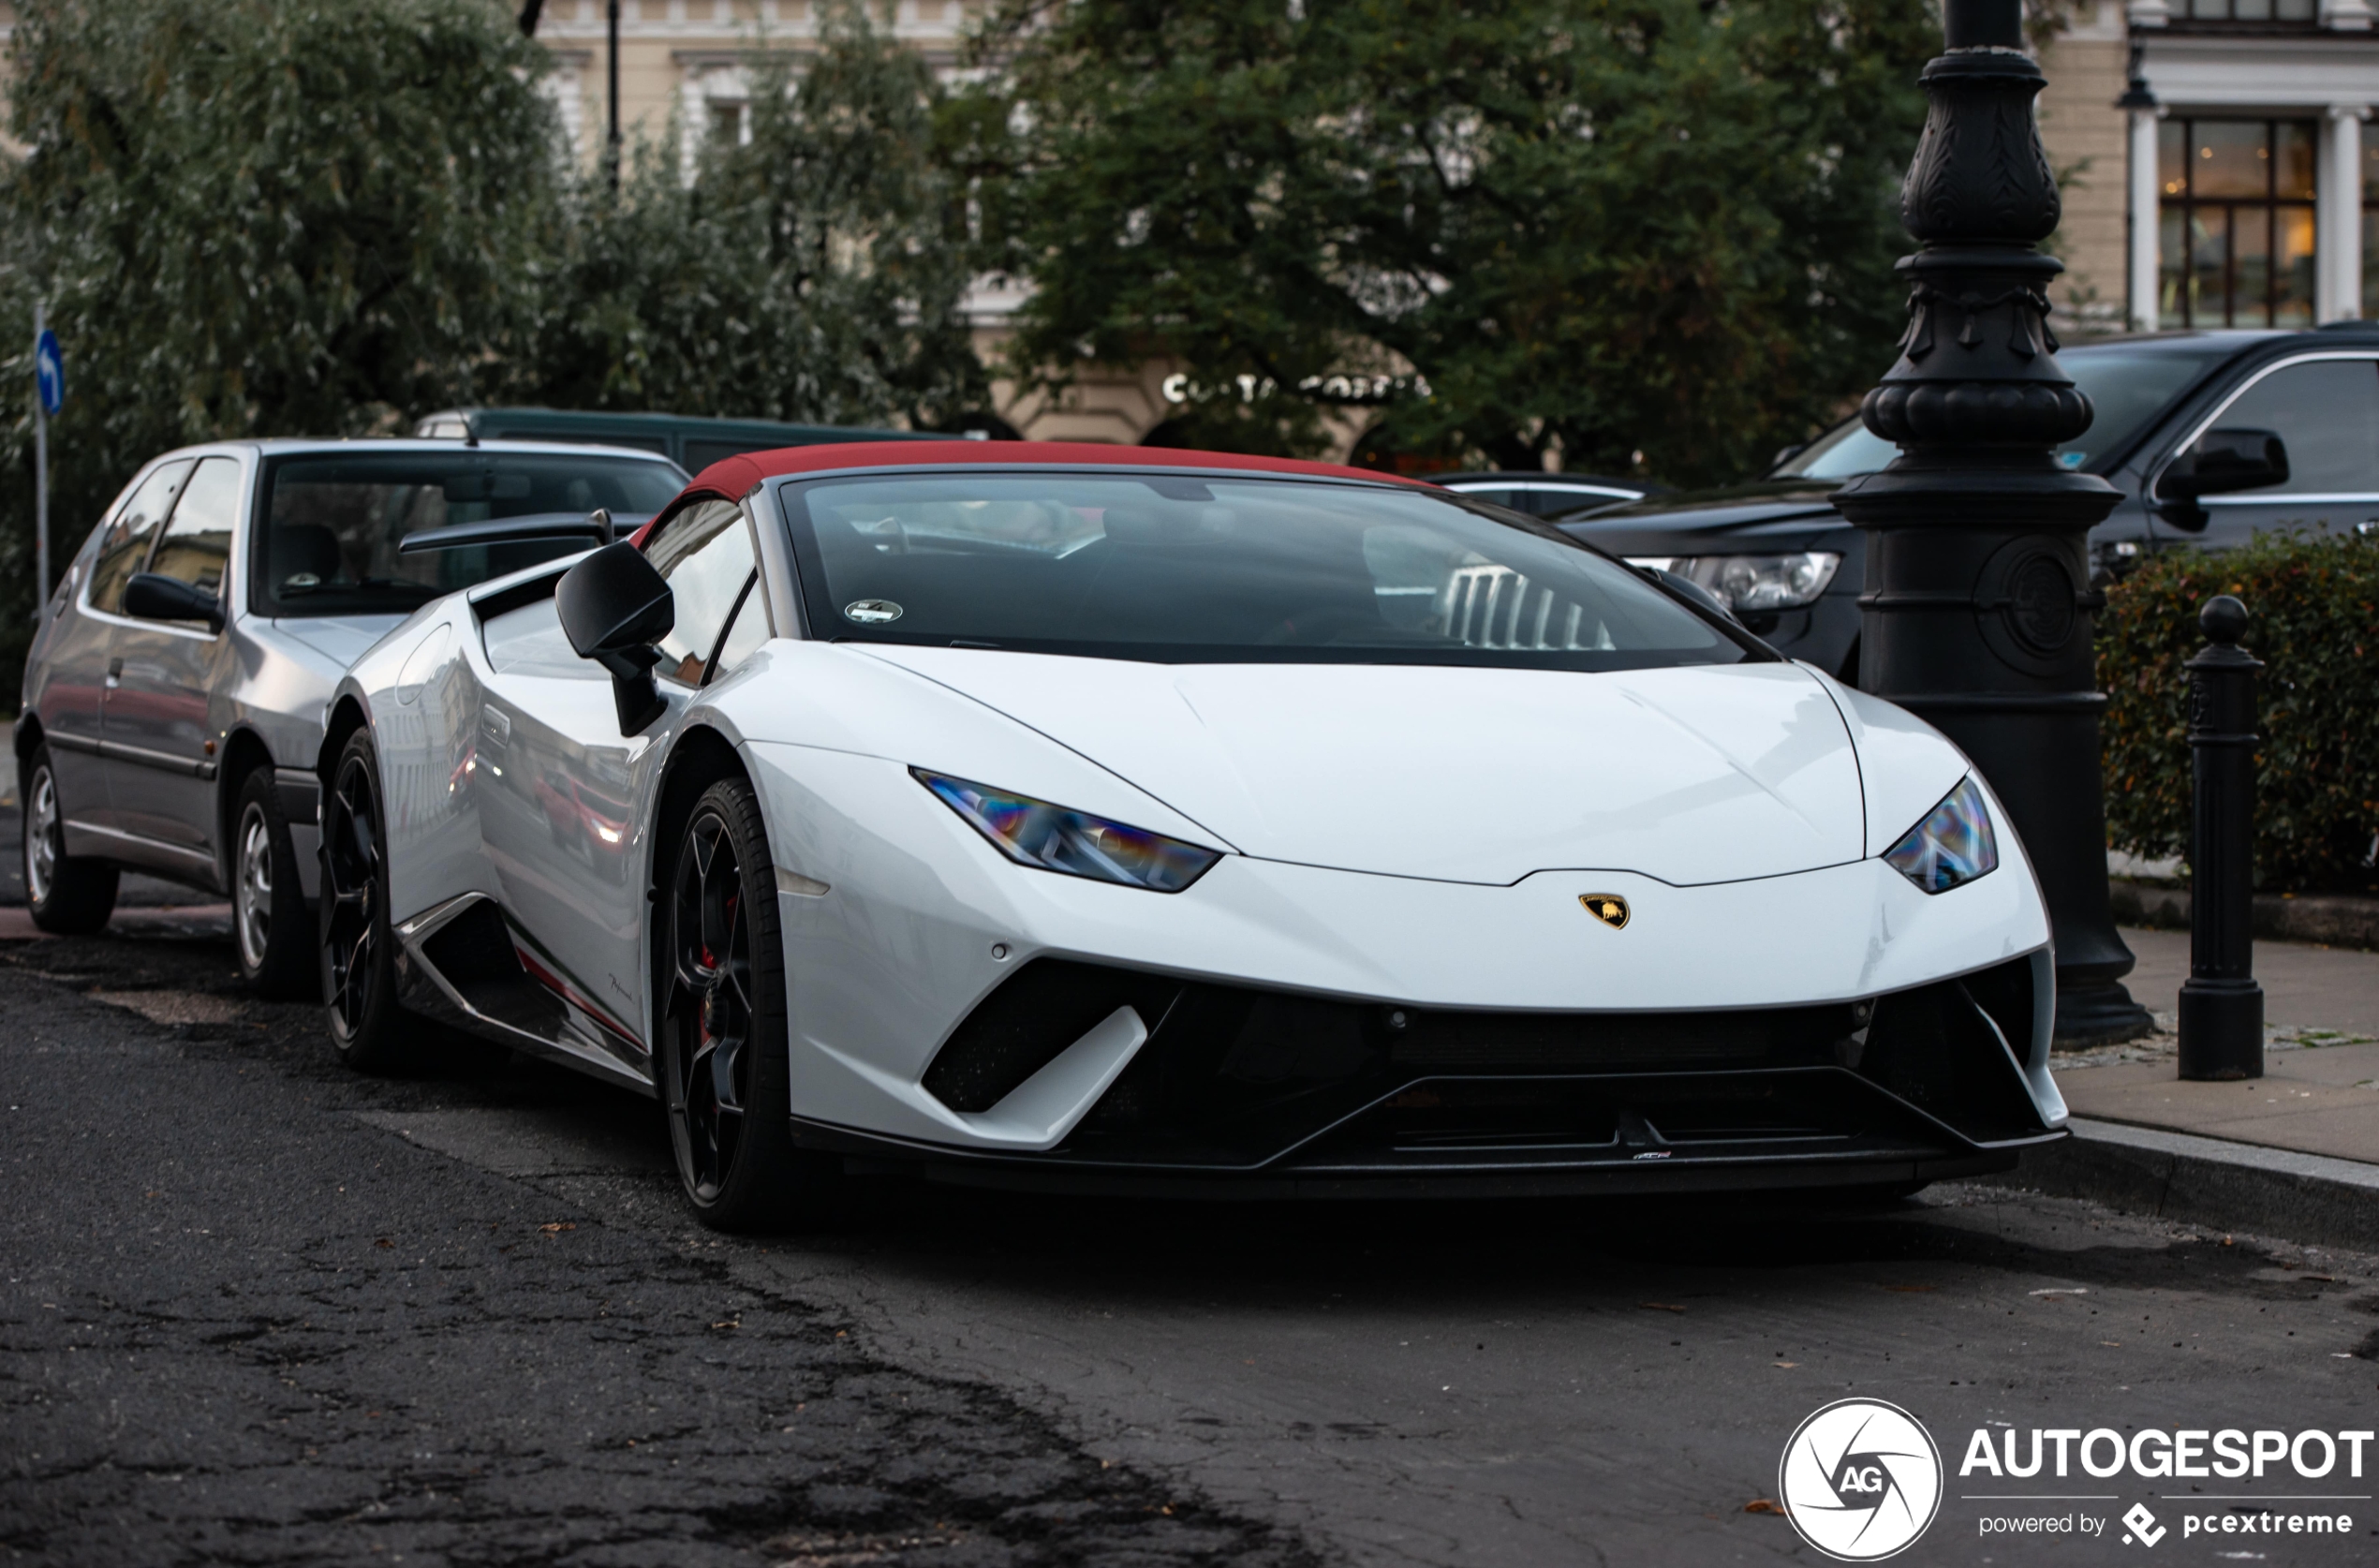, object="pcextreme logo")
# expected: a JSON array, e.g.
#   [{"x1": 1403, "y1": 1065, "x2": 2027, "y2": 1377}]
[{"x1": 1779, "y1": 1398, "x2": 1945, "y2": 1561}]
